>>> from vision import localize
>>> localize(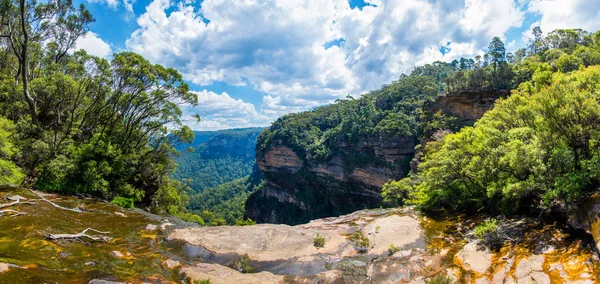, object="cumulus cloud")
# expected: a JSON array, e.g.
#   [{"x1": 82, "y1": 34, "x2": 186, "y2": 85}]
[
  {"x1": 75, "y1": 32, "x2": 113, "y2": 58},
  {"x1": 181, "y1": 90, "x2": 269, "y2": 130},
  {"x1": 124, "y1": 0, "x2": 599, "y2": 129},
  {"x1": 528, "y1": 0, "x2": 600, "y2": 33}
]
